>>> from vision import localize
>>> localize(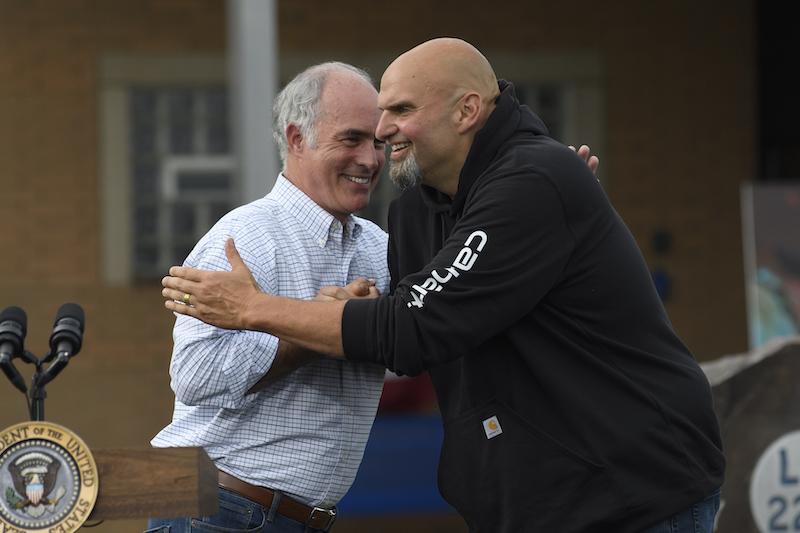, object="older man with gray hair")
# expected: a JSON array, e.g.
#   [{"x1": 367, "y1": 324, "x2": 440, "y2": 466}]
[{"x1": 147, "y1": 62, "x2": 388, "y2": 533}]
